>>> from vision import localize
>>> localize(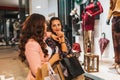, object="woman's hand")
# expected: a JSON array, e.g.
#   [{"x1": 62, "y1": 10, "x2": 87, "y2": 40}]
[
  {"x1": 56, "y1": 31, "x2": 64, "y2": 39},
  {"x1": 49, "y1": 53, "x2": 60, "y2": 65},
  {"x1": 51, "y1": 34, "x2": 60, "y2": 42},
  {"x1": 51, "y1": 31, "x2": 65, "y2": 44}
]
